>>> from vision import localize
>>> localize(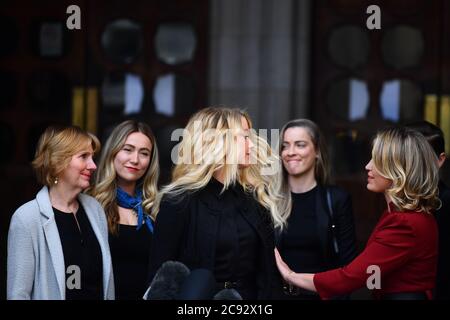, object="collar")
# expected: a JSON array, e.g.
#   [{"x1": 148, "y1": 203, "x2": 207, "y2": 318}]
[{"x1": 207, "y1": 177, "x2": 242, "y2": 199}]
